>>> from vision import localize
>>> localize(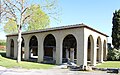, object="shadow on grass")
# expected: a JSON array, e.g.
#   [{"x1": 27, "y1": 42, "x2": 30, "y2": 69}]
[
  {"x1": 0, "y1": 51, "x2": 17, "y2": 61},
  {"x1": 0, "y1": 51, "x2": 55, "y2": 66},
  {"x1": 0, "y1": 51, "x2": 6, "y2": 57}
]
